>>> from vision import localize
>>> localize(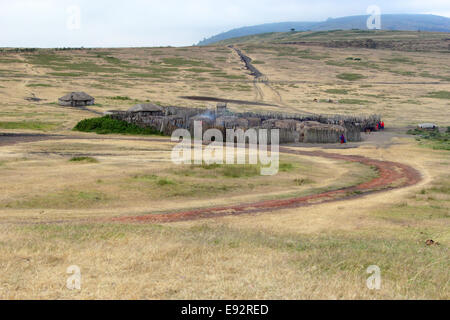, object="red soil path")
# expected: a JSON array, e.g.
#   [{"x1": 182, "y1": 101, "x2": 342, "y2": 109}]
[{"x1": 113, "y1": 147, "x2": 422, "y2": 223}]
